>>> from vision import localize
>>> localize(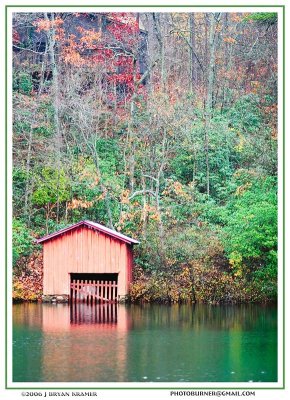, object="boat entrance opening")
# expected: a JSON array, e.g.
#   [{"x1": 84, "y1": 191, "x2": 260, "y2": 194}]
[{"x1": 70, "y1": 273, "x2": 118, "y2": 303}]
